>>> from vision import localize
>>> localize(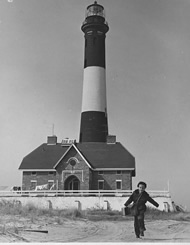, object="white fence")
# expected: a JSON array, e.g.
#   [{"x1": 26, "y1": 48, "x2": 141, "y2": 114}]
[
  {"x1": 0, "y1": 189, "x2": 171, "y2": 198},
  {"x1": 0, "y1": 190, "x2": 173, "y2": 211}
]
